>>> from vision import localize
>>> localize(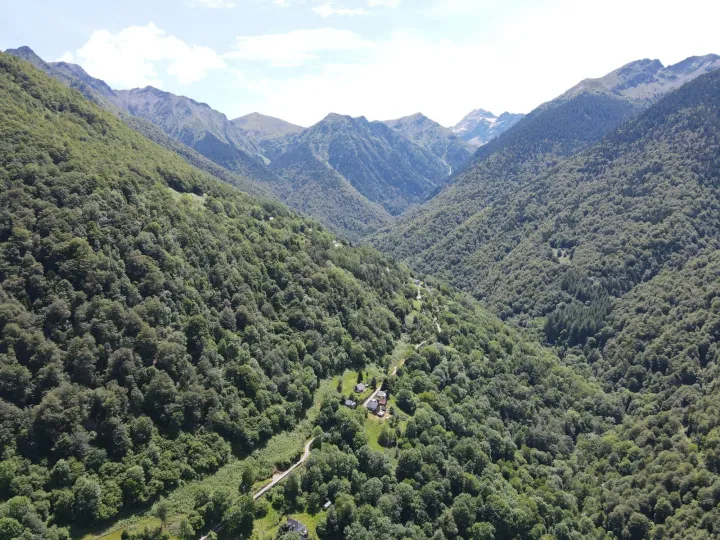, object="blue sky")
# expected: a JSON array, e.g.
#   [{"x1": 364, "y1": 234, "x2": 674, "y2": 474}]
[{"x1": 2, "y1": 0, "x2": 719, "y2": 126}]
